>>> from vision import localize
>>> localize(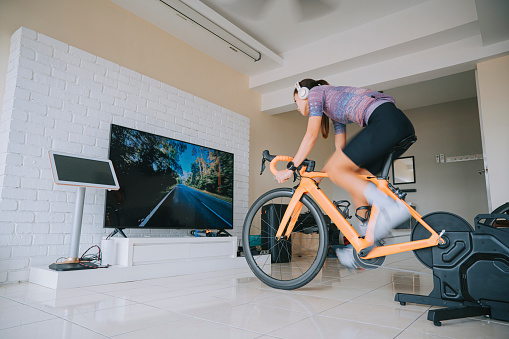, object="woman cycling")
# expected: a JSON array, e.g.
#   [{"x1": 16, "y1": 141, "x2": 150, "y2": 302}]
[{"x1": 275, "y1": 79, "x2": 415, "y2": 268}]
